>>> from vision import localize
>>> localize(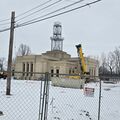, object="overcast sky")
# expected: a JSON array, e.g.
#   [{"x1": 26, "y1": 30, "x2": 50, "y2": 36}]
[{"x1": 0, "y1": 0, "x2": 120, "y2": 60}]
